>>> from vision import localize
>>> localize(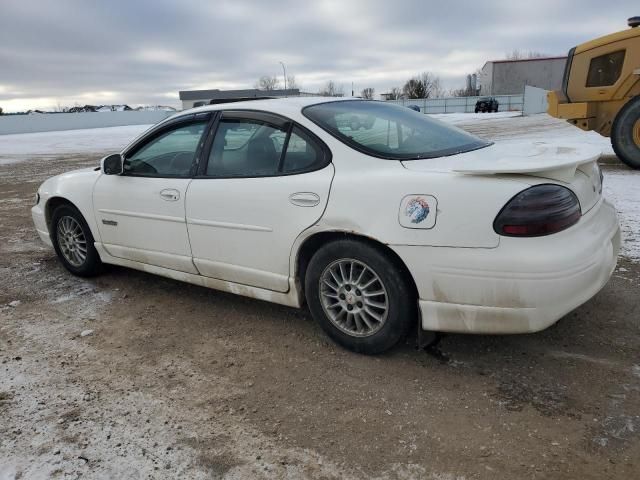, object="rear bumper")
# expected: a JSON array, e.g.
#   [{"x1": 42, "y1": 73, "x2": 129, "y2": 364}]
[
  {"x1": 31, "y1": 203, "x2": 52, "y2": 247},
  {"x1": 391, "y1": 199, "x2": 620, "y2": 334}
]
